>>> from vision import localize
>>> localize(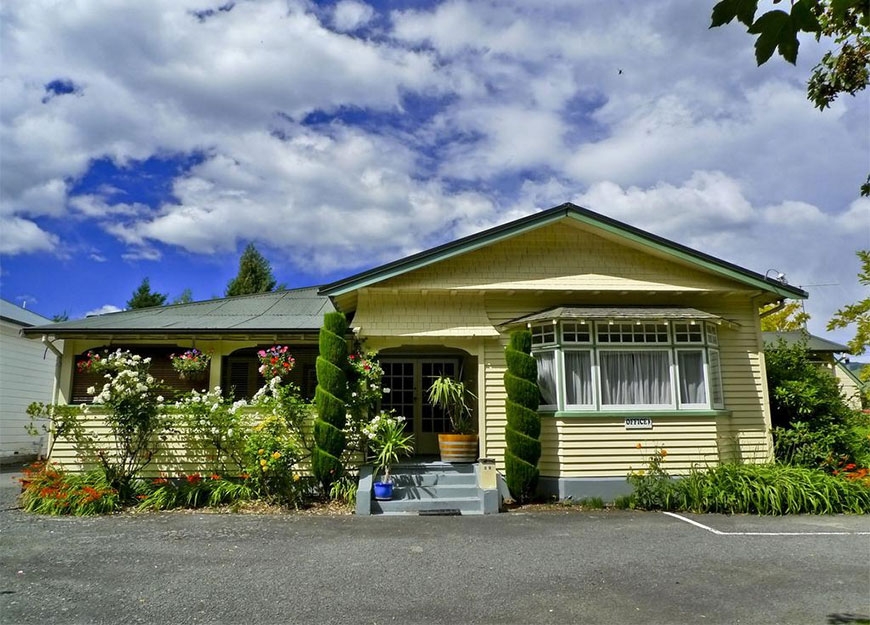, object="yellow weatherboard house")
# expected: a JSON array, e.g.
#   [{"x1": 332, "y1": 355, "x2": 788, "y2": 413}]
[{"x1": 24, "y1": 203, "x2": 807, "y2": 501}]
